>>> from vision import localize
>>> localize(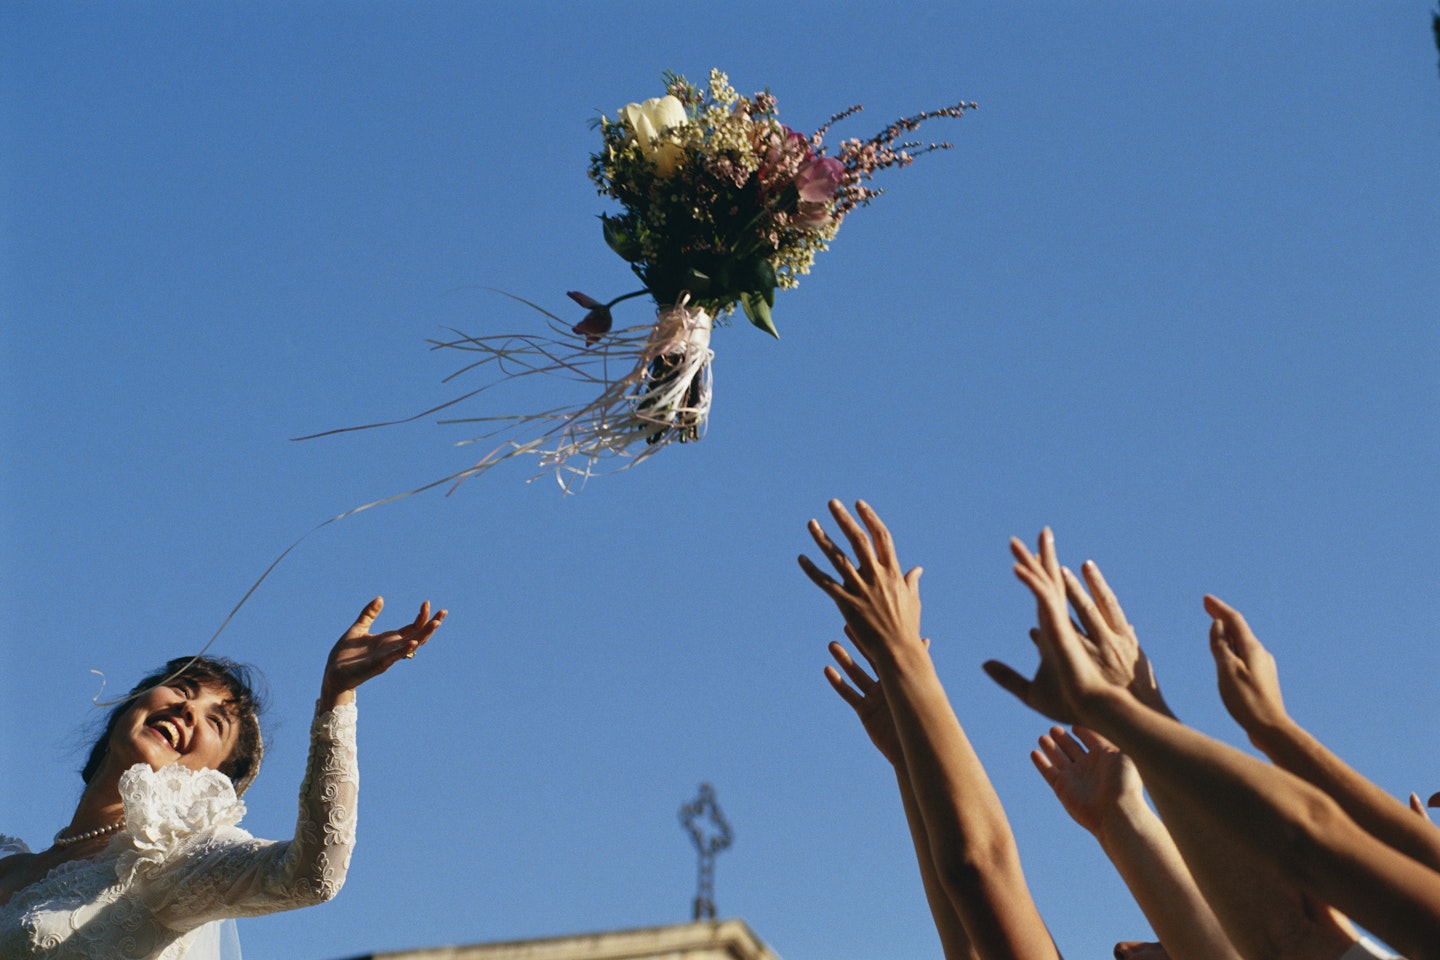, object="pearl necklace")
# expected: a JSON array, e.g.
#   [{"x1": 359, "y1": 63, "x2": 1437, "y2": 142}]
[{"x1": 53, "y1": 819, "x2": 126, "y2": 847}]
